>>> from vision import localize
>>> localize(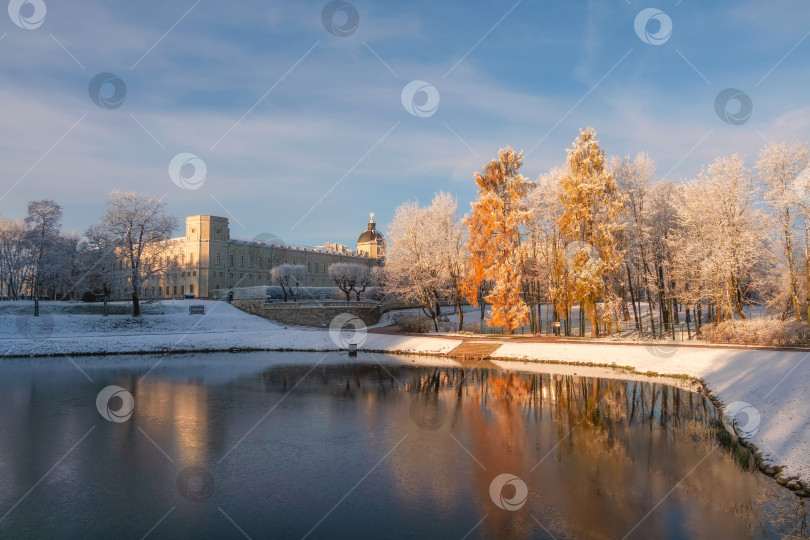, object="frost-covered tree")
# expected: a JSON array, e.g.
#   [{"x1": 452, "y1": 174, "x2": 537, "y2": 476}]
[
  {"x1": 329, "y1": 262, "x2": 373, "y2": 301},
  {"x1": 100, "y1": 191, "x2": 177, "y2": 316},
  {"x1": 464, "y1": 147, "x2": 531, "y2": 334},
  {"x1": 0, "y1": 217, "x2": 29, "y2": 300},
  {"x1": 646, "y1": 181, "x2": 680, "y2": 337},
  {"x1": 794, "y1": 162, "x2": 810, "y2": 326},
  {"x1": 612, "y1": 152, "x2": 657, "y2": 333},
  {"x1": 429, "y1": 192, "x2": 468, "y2": 330},
  {"x1": 24, "y1": 200, "x2": 63, "y2": 316},
  {"x1": 80, "y1": 224, "x2": 123, "y2": 315},
  {"x1": 757, "y1": 141, "x2": 809, "y2": 323},
  {"x1": 525, "y1": 168, "x2": 566, "y2": 333},
  {"x1": 559, "y1": 128, "x2": 625, "y2": 337},
  {"x1": 384, "y1": 192, "x2": 466, "y2": 331},
  {"x1": 672, "y1": 155, "x2": 766, "y2": 322},
  {"x1": 272, "y1": 264, "x2": 306, "y2": 302}
]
